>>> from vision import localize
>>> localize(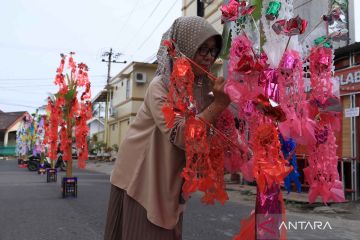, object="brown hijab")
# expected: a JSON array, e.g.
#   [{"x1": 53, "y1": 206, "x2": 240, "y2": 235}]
[
  {"x1": 155, "y1": 16, "x2": 222, "y2": 86},
  {"x1": 155, "y1": 16, "x2": 223, "y2": 113}
]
